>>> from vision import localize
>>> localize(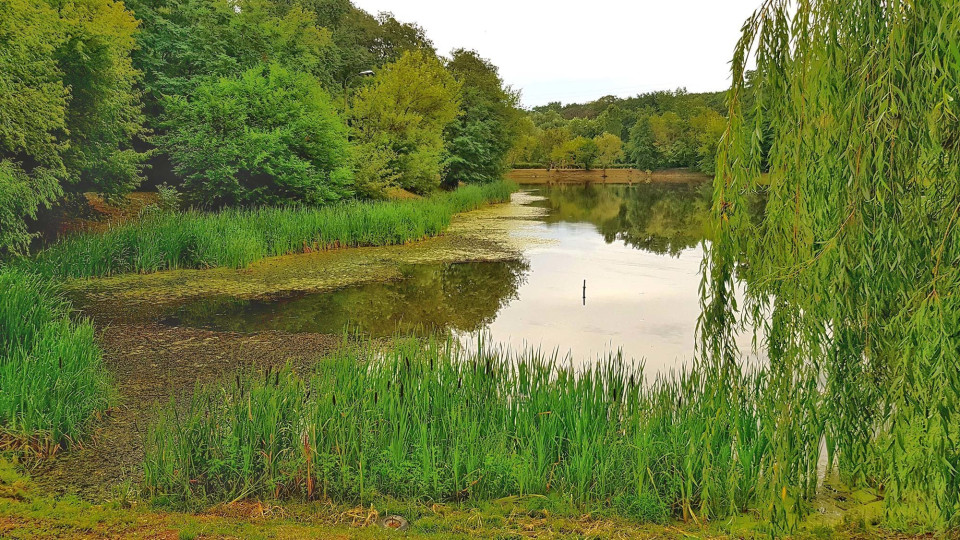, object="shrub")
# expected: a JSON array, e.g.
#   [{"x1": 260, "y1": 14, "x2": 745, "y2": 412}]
[{"x1": 160, "y1": 63, "x2": 352, "y2": 208}]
